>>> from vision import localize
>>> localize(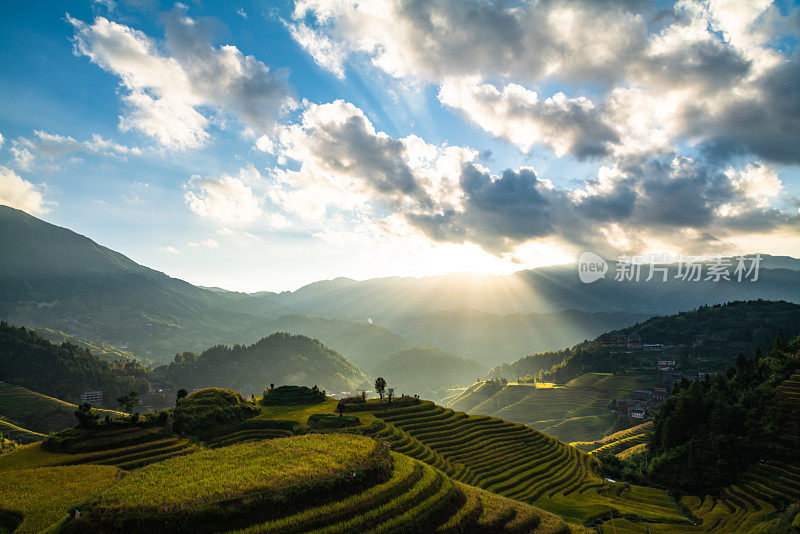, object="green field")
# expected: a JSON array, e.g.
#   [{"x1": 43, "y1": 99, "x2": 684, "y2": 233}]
[
  {"x1": 0, "y1": 381, "x2": 124, "y2": 434},
  {"x1": 360, "y1": 400, "x2": 687, "y2": 526},
  {"x1": 0, "y1": 465, "x2": 119, "y2": 533},
  {"x1": 447, "y1": 374, "x2": 656, "y2": 443},
  {"x1": 62, "y1": 433, "x2": 570, "y2": 533},
  {"x1": 572, "y1": 421, "x2": 653, "y2": 457},
  {"x1": 4, "y1": 378, "x2": 800, "y2": 533},
  {"x1": 0, "y1": 418, "x2": 45, "y2": 444}
]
